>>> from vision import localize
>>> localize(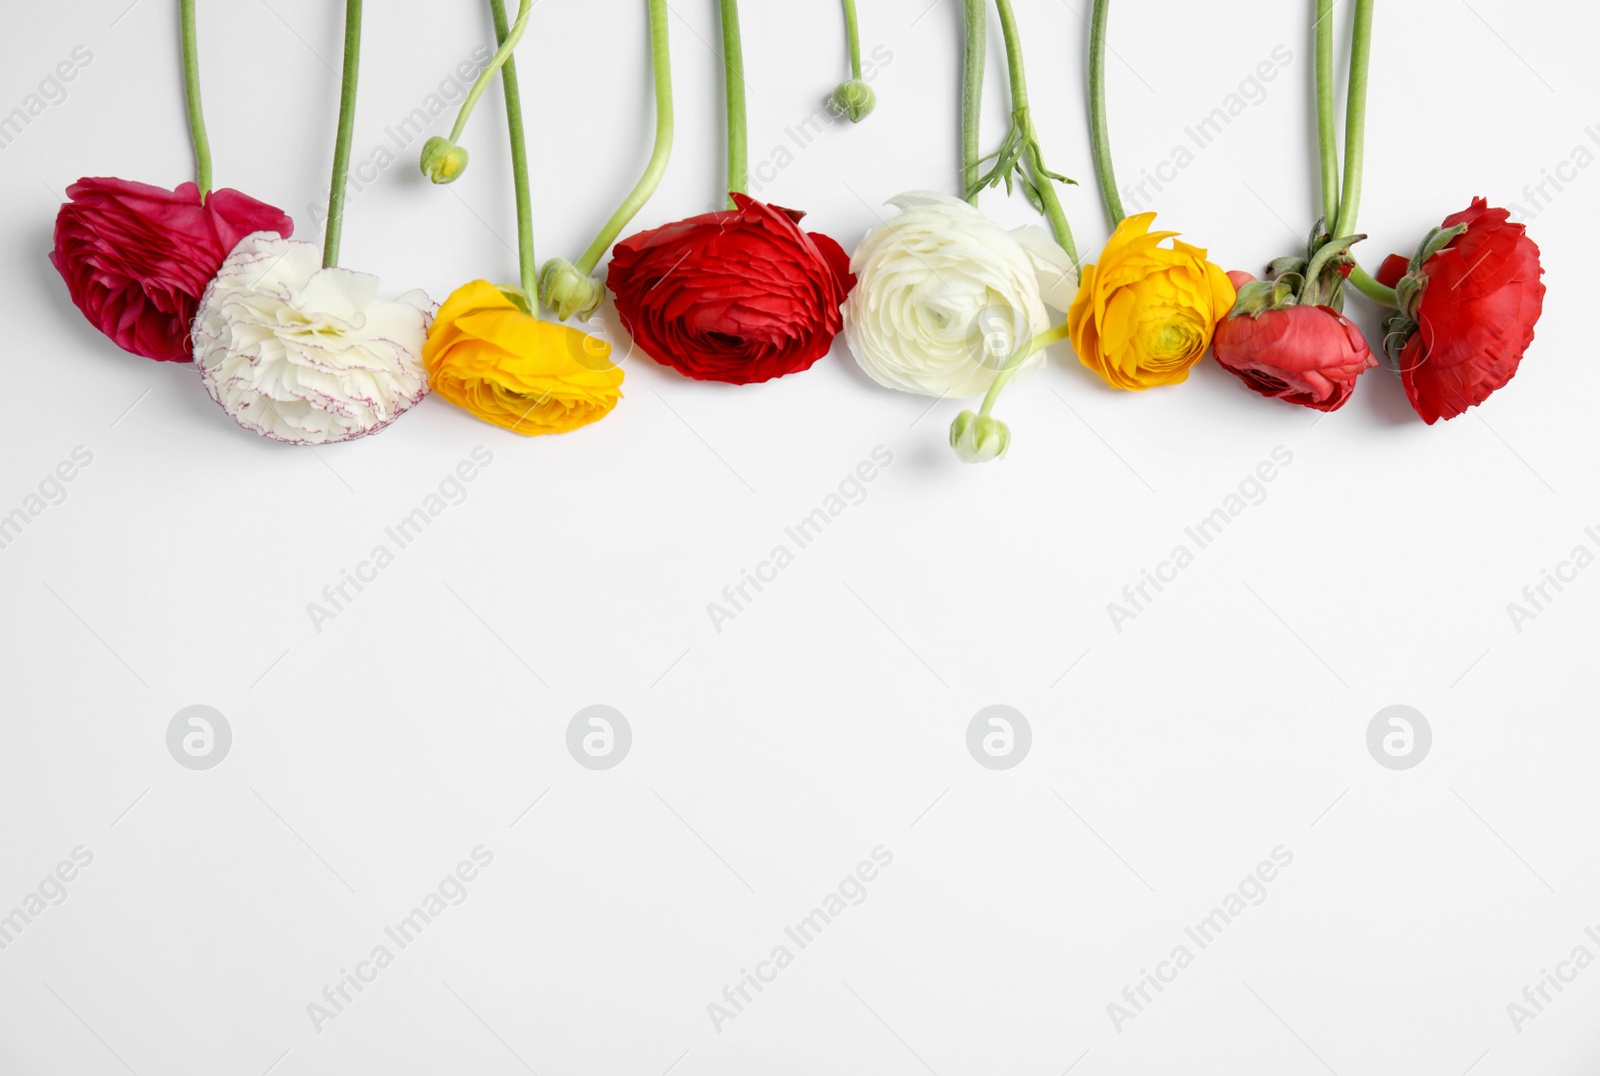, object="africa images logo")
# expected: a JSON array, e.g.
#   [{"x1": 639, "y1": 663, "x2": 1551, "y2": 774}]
[{"x1": 167, "y1": 705, "x2": 232, "y2": 770}]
